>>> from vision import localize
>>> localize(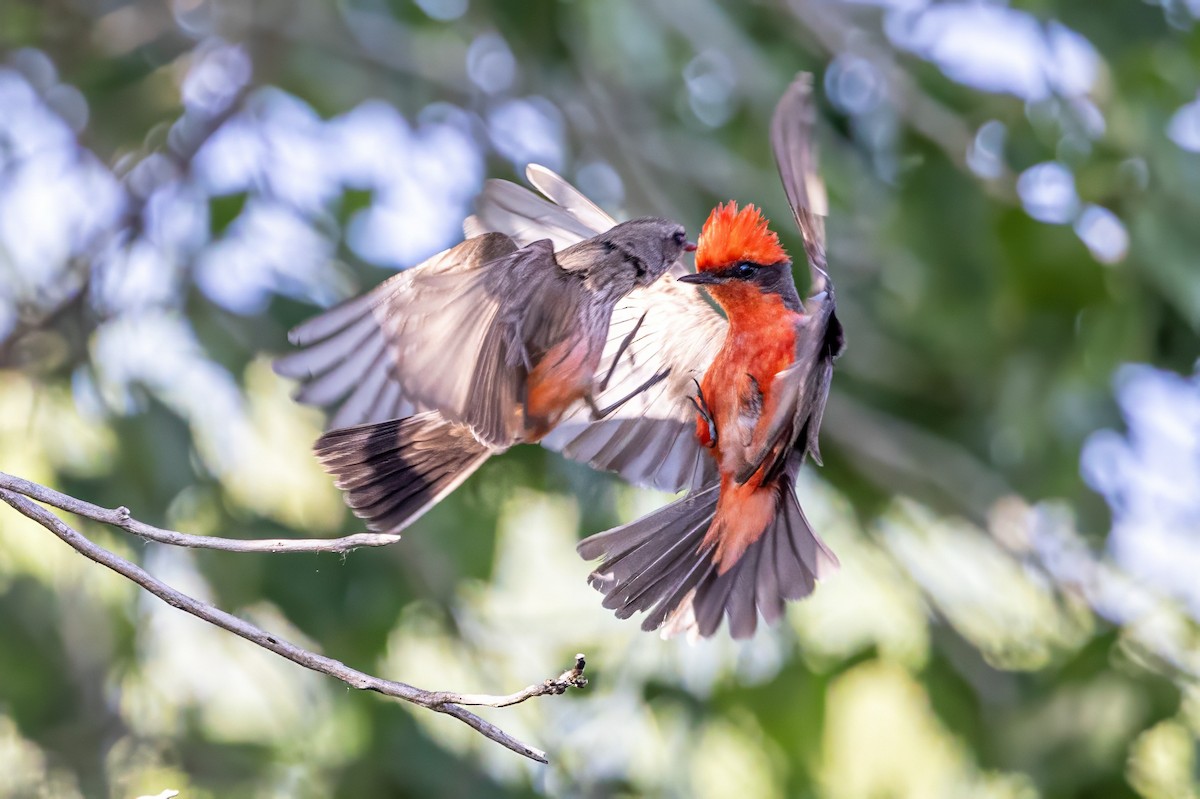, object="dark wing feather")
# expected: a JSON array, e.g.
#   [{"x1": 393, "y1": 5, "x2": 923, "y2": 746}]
[
  {"x1": 276, "y1": 233, "x2": 571, "y2": 446},
  {"x1": 771, "y1": 72, "x2": 829, "y2": 296},
  {"x1": 463, "y1": 164, "x2": 611, "y2": 250},
  {"x1": 275, "y1": 235, "x2": 517, "y2": 429},
  {"x1": 732, "y1": 71, "x2": 843, "y2": 481},
  {"x1": 371, "y1": 239, "x2": 572, "y2": 446}
]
